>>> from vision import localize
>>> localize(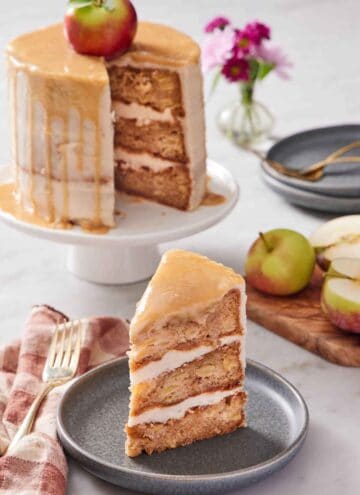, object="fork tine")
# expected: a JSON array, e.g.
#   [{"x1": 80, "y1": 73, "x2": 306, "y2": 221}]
[
  {"x1": 54, "y1": 323, "x2": 67, "y2": 367},
  {"x1": 62, "y1": 321, "x2": 74, "y2": 369},
  {"x1": 46, "y1": 323, "x2": 60, "y2": 368},
  {"x1": 69, "y1": 320, "x2": 82, "y2": 375}
]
